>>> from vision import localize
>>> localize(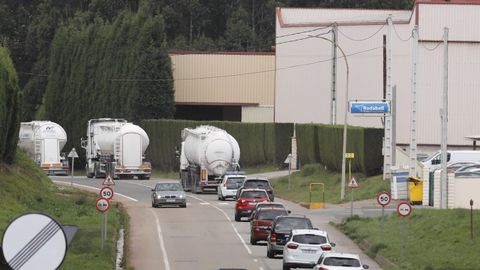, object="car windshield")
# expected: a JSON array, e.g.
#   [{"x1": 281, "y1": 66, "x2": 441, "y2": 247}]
[
  {"x1": 156, "y1": 183, "x2": 182, "y2": 191},
  {"x1": 241, "y1": 190, "x2": 268, "y2": 199},
  {"x1": 226, "y1": 177, "x2": 245, "y2": 189},
  {"x1": 256, "y1": 210, "x2": 288, "y2": 220},
  {"x1": 292, "y1": 234, "x2": 327, "y2": 245},
  {"x1": 323, "y1": 257, "x2": 361, "y2": 267},
  {"x1": 275, "y1": 218, "x2": 312, "y2": 231},
  {"x1": 244, "y1": 180, "x2": 269, "y2": 189}
]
